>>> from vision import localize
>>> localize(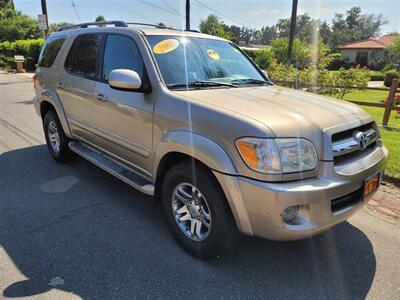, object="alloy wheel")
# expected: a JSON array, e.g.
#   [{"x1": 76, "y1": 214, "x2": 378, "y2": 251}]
[
  {"x1": 171, "y1": 183, "x2": 212, "y2": 241},
  {"x1": 47, "y1": 120, "x2": 61, "y2": 153}
]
